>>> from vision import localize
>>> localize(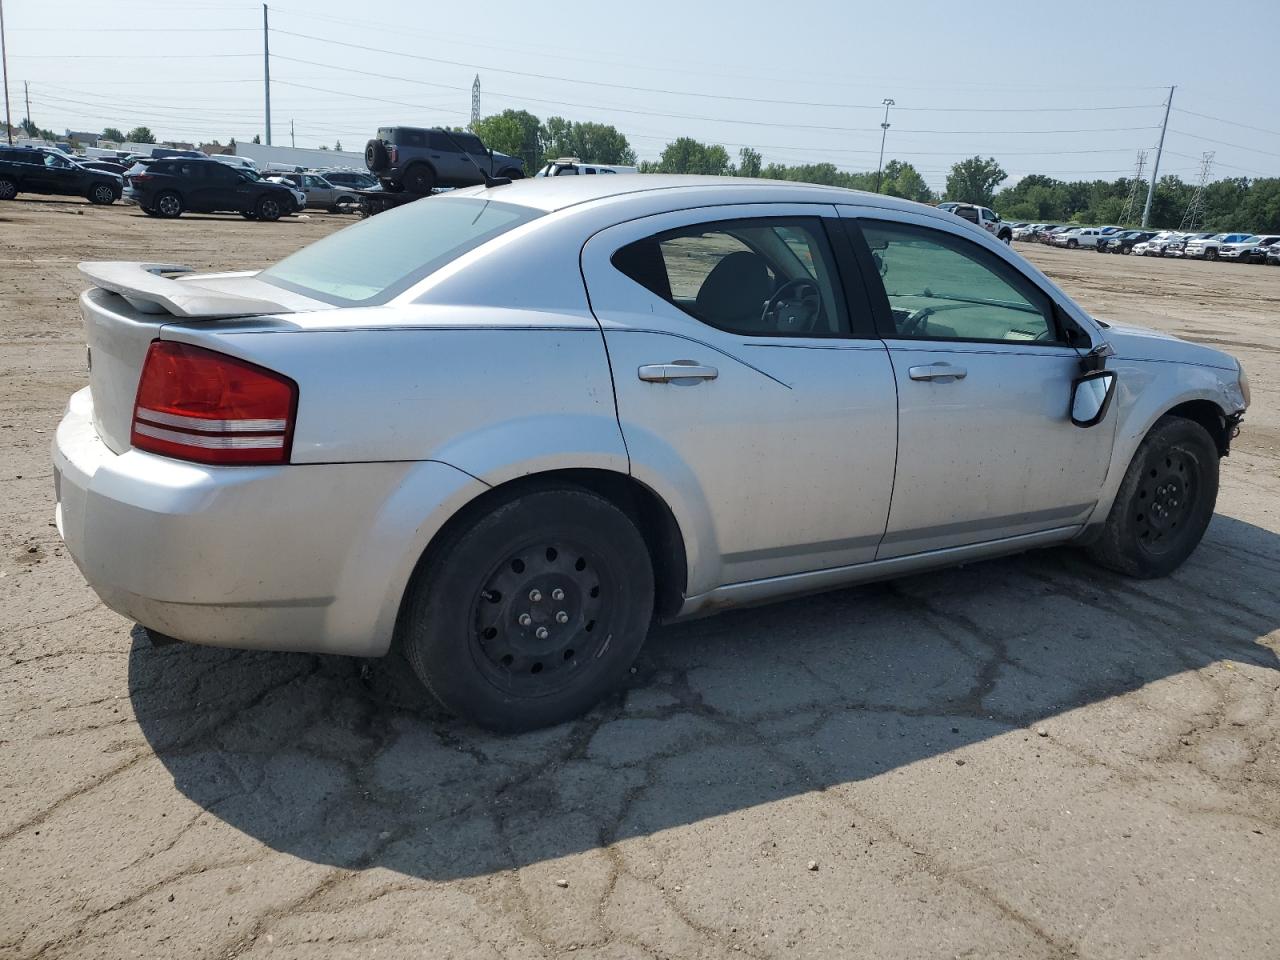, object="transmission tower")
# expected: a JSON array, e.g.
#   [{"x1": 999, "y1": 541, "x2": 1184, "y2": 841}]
[
  {"x1": 470, "y1": 75, "x2": 480, "y2": 129},
  {"x1": 1179, "y1": 152, "x2": 1215, "y2": 231},
  {"x1": 1119, "y1": 149, "x2": 1147, "y2": 225}
]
